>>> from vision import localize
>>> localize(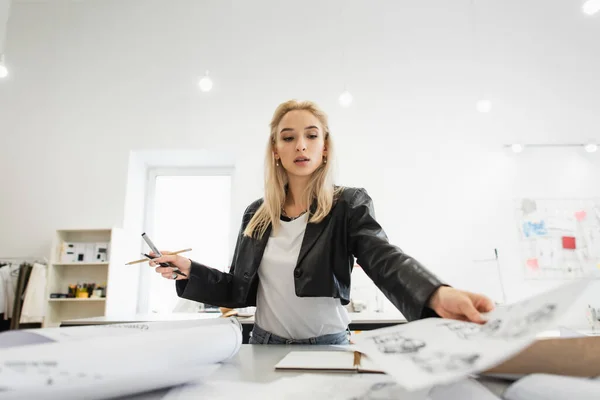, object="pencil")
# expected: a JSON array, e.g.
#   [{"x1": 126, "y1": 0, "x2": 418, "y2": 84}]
[
  {"x1": 353, "y1": 351, "x2": 362, "y2": 367},
  {"x1": 125, "y1": 248, "x2": 193, "y2": 265},
  {"x1": 139, "y1": 252, "x2": 189, "y2": 277}
]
